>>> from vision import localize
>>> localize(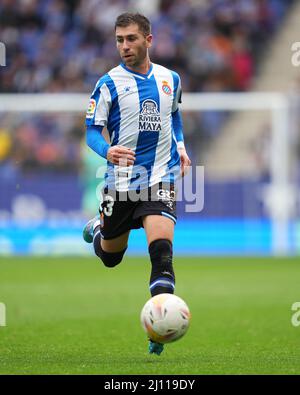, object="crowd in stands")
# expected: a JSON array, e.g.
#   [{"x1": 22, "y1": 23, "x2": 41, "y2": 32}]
[
  {"x1": 0, "y1": 0, "x2": 294, "y2": 174},
  {"x1": 0, "y1": 113, "x2": 83, "y2": 178}
]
